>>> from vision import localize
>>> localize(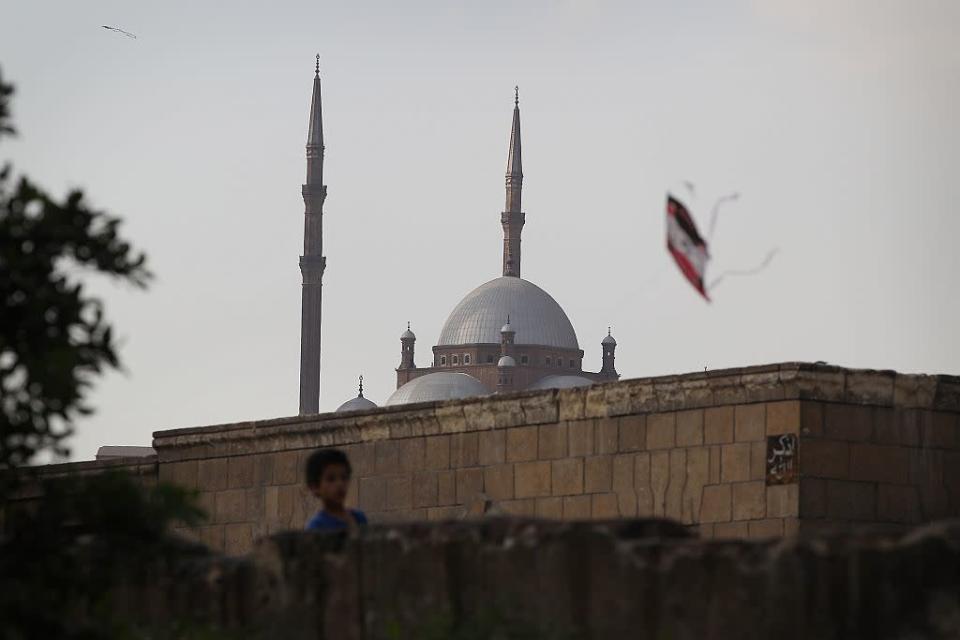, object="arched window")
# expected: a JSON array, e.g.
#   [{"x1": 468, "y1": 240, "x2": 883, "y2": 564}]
[
  {"x1": 440, "y1": 356, "x2": 447, "y2": 366},
  {"x1": 545, "y1": 357, "x2": 551, "y2": 366},
  {"x1": 452, "y1": 355, "x2": 459, "y2": 365},
  {"x1": 521, "y1": 355, "x2": 528, "y2": 365},
  {"x1": 487, "y1": 354, "x2": 495, "y2": 364},
  {"x1": 569, "y1": 359, "x2": 575, "y2": 368},
  {"x1": 464, "y1": 354, "x2": 471, "y2": 364}
]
